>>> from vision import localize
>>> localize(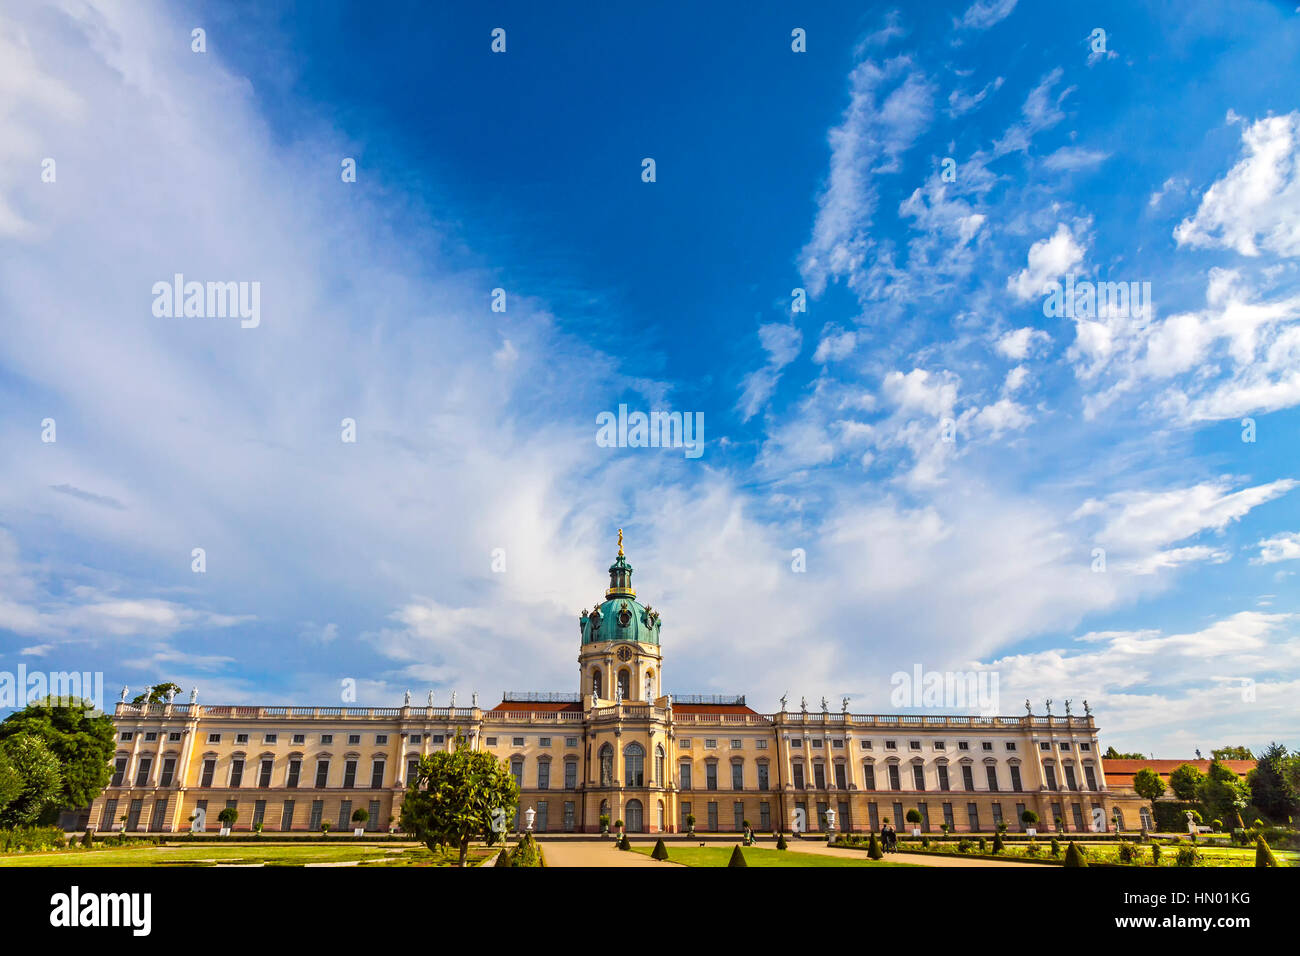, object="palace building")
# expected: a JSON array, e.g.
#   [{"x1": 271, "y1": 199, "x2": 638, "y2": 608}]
[{"x1": 88, "y1": 535, "x2": 1150, "y2": 836}]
